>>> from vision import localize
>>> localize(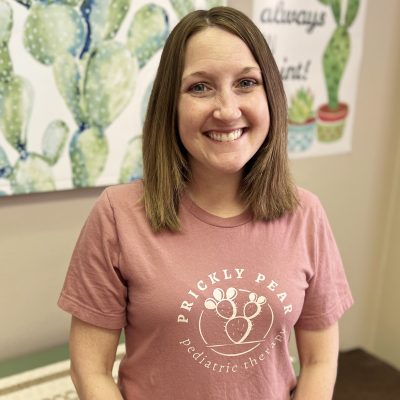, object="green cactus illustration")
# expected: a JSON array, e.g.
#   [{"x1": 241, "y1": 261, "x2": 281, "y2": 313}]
[
  {"x1": 42, "y1": 120, "x2": 69, "y2": 165},
  {"x1": 0, "y1": 76, "x2": 33, "y2": 151},
  {"x1": 80, "y1": 0, "x2": 131, "y2": 51},
  {"x1": 69, "y1": 127, "x2": 107, "y2": 187},
  {"x1": 127, "y1": 4, "x2": 169, "y2": 68},
  {"x1": 14, "y1": 0, "x2": 142, "y2": 187},
  {"x1": 10, "y1": 155, "x2": 55, "y2": 193},
  {"x1": 205, "y1": 0, "x2": 226, "y2": 8},
  {"x1": 170, "y1": 0, "x2": 195, "y2": 19},
  {"x1": 23, "y1": 3, "x2": 87, "y2": 65},
  {"x1": 61, "y1": 0, "x2": 82, "y2": 6},
  {"x1": 288, "y1": 88, "x2": 316, "y2": 152},
  {"x1": 1, "y1": 0, "x2": 225, "y2": 194},
  {"x1": 318, "y1": 0, "x2": 360, "y2": 110},
  {"x1": 53, "y1": 53, "x2": 86, "y2": 125},
  {"x1": 0, "y1": 0, "x2": 13, "y2": 82},
  {"x1": 0, "y1": 0, "x2": 69, "y2": 195},
  {"x1": 288, "y1": 88, "x2": 315, "y2": 124},
  {"x1": 119, "y1": 135, "x2": 142, "y2": 183},
  {"x1": 0, "y1": 43, "x2": 13, "y2": 82},
  {"x1": 0, "y1": 145, "x2": 12, "y2": 179},
  {"x1": 84, "y1": 41, "x2": 138, "y2": 128}
]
